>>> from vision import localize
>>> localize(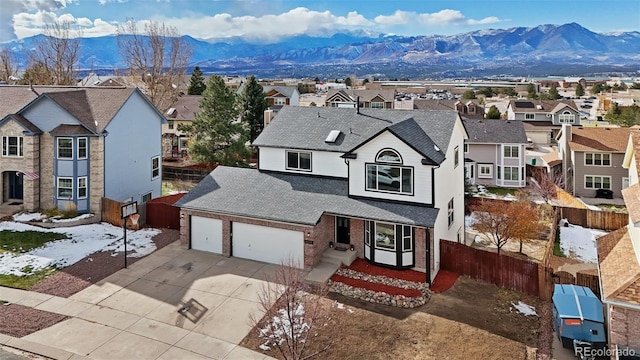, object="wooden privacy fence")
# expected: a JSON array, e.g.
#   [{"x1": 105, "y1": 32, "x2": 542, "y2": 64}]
[
  {"x1": 540, "y1": 268, "x2": 601, "y2": 300},
  {"x1": 163, "y1": 164, "x2": 213, "y2": 182},
  {"x1": 557, "y1": 206, "x2": 627, "y2": 231},
  {"x1": 101, "y1": 197, "x2": 143, "y2": 230},
  {"x1": 146, "y1": 193, "x2": 185, "y2": 230},
  {"x1": 440, "y1": 240, "x2": 540, "y2": 298}
]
